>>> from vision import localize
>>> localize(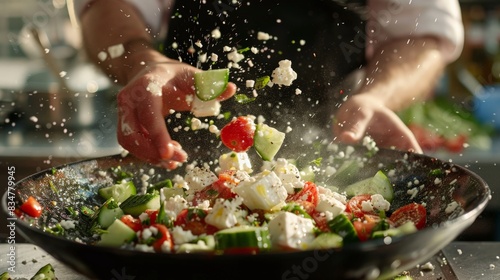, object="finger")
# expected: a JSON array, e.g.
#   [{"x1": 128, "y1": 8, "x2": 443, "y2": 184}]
[
  {"x1": 334, "y1": 110, "x2": 371, "y2": 144},
  {"x1": 135, "y1": 91, "x2": 188, "y2": 162},
  {"x1": 218, "y1": 82, "x2": 237, "y2": 100}
]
